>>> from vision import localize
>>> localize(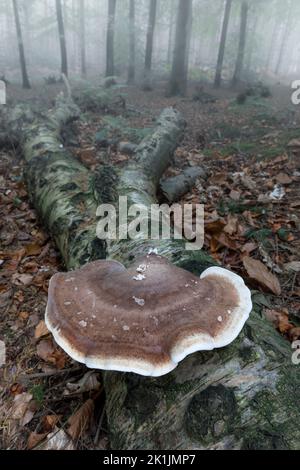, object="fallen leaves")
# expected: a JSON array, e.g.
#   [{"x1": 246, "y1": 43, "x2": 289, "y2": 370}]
[
  {"x1": 27, "y1": 432, "x2": 48, "y2": 450},
  {"x1": 64, "y1": 371, "x2": 101, "y2": 395},
  {"x1": 243, "y1": 257, "x2": 281, "y2": 295},
  {"x1": 12, "y1": 273, "x2": 34, "y2": 286},
  {"x1": 67, "y1": 399, "x2": 94, "y2": 441},
  {"x1": 35, "y1": 320, "x2": 49, "y2": 340},
  {"x1": 36, "y1": 339, "x2": 67, "y2": 369}
]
